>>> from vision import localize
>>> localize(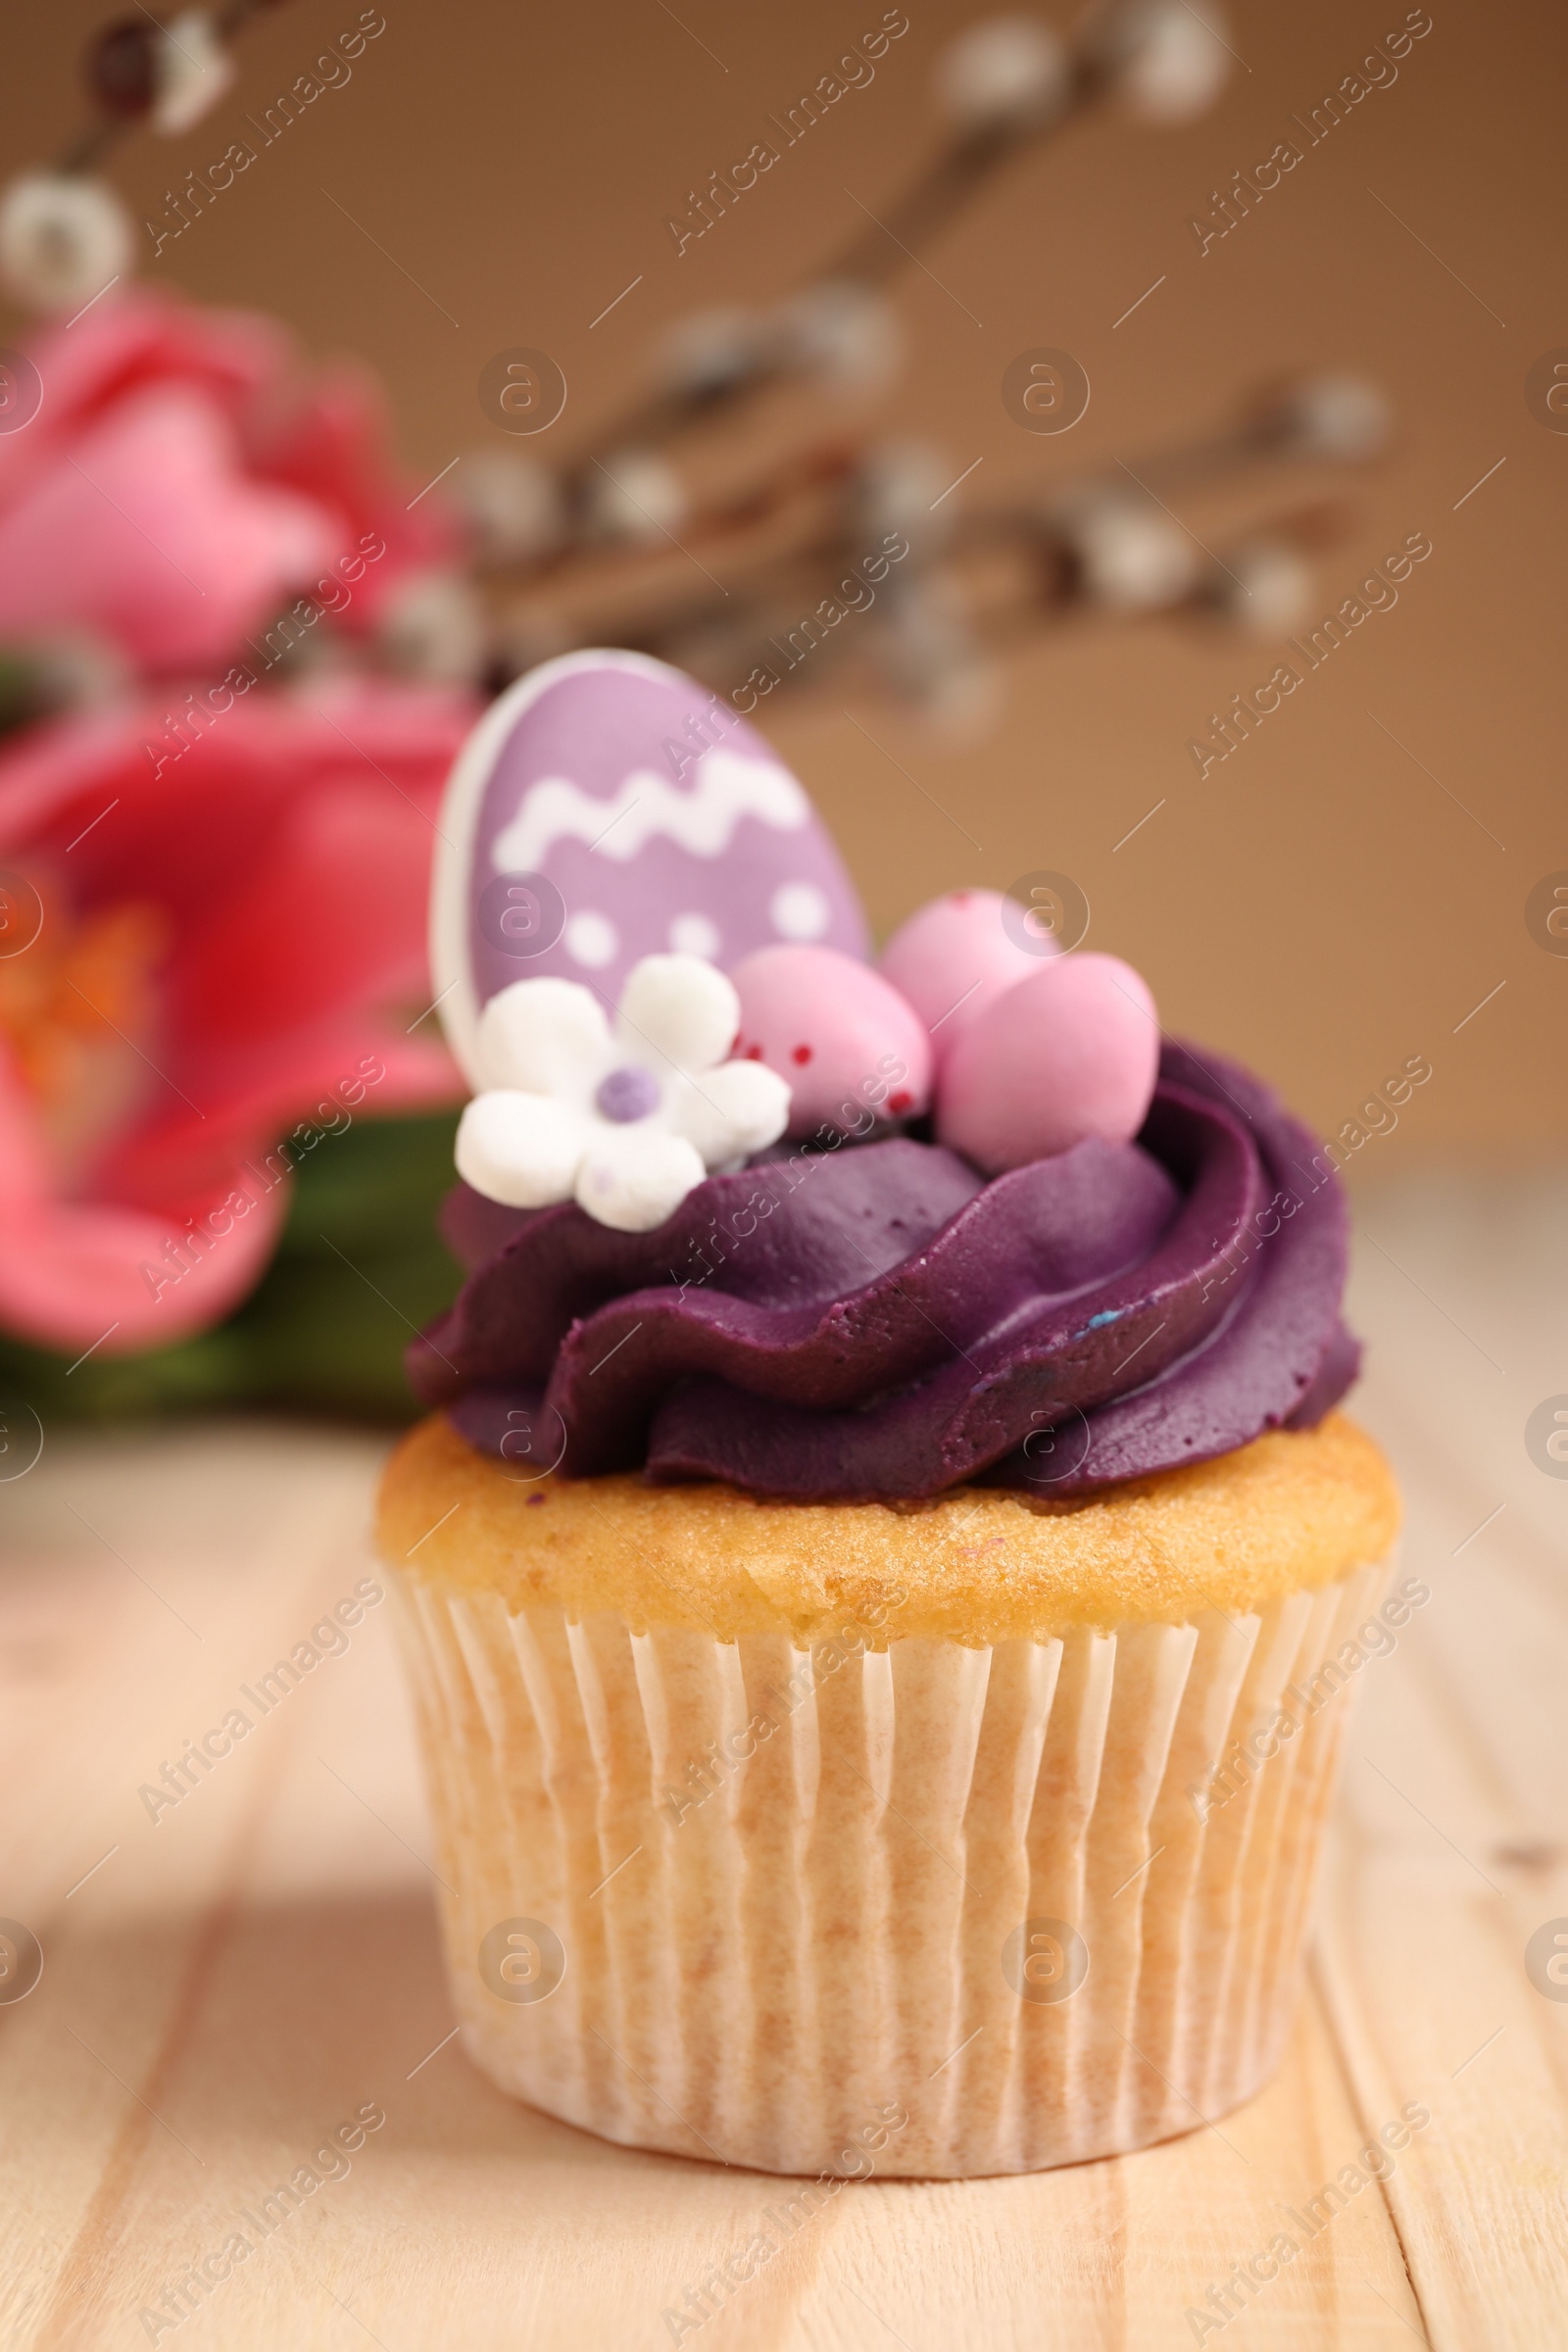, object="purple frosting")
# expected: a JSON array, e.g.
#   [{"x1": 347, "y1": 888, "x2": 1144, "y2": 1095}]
[{"x1": 408, "y1": 1043, "x2": 1359, "y2": 1501}]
